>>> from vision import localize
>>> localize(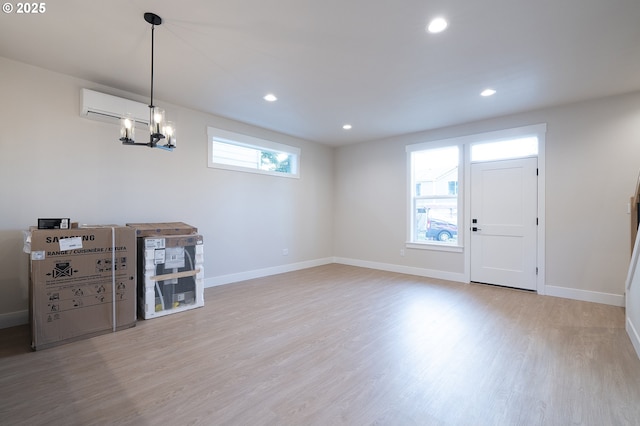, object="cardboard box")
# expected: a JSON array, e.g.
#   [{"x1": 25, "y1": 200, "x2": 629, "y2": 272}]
[
  {"x1": 27, "y1": 226, "x2": 137, "y2": 350},
  {"x1": 138, "y1": 234, "x2": 204, "y2": 319},
  {"x1": 126, "y1": 222, "x2": 197, "y2": 238}
]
